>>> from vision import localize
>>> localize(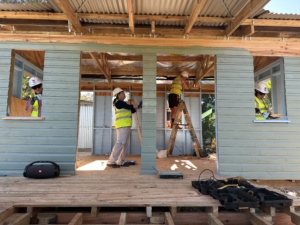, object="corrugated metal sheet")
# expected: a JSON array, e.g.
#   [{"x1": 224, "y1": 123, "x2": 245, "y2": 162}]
[
  {"x1": 0, "y1": 1, "x2": 61, "y2": 12},
  {"x1": 0, "y1": 0, "x2": 299, "y2": 28},
  {"x1": 258, "y1": 12, "x2": 300, "y2": 20},
  {"x1": 78, "y1": 102, "x2": 93, "y2": 150}
]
